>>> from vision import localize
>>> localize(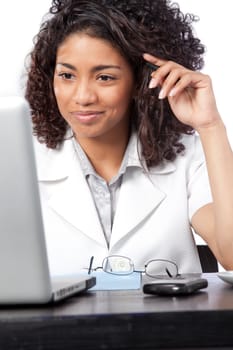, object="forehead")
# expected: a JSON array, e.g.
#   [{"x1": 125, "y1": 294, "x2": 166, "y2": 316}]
[{"x1": 57, "y1": 33, "x2": 125, "y2": 63}]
